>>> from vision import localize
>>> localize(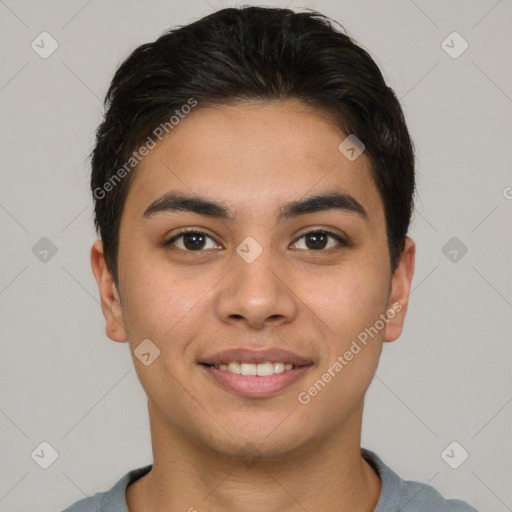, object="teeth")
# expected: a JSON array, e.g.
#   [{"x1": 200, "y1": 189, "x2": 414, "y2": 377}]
[
  {"x1": 256, "y1": 362, "x2": 274, "y2": 376},
  {"x1": 227, "y1": 362, "x2": 241, "y2": 374},
  {"x1": 210, "y1": 361, "x2": 296, "y2": 376},
  {"x1": 241, "y1": 363, "x2": 257, "y2": 376}
]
